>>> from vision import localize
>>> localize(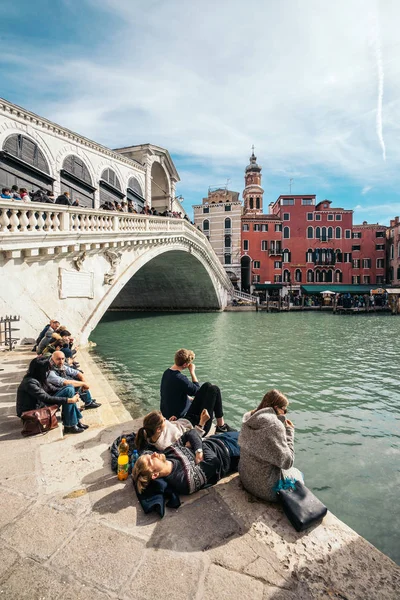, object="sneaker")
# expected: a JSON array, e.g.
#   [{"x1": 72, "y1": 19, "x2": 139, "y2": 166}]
[
  {"x1": 215, "y1": 423, "x2": 237, "y2": 433},
  {"x1": 84, "y1": 401, "x2": 101, "y2": 409}
]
